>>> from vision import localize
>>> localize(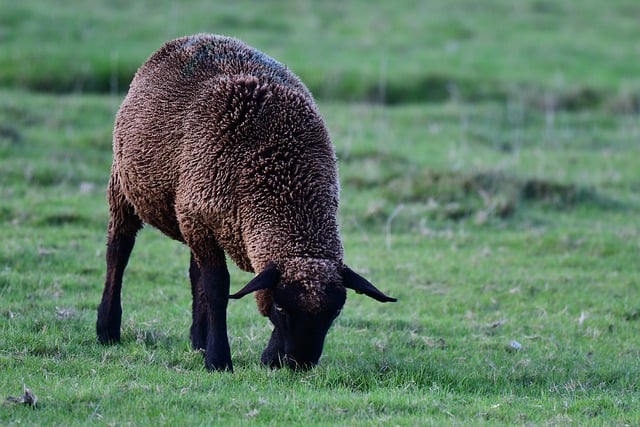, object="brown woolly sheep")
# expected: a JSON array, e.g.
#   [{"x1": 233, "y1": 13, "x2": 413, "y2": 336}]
[{"x1": 96, "y1": 34, "x2": 396, "y2": 372}]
